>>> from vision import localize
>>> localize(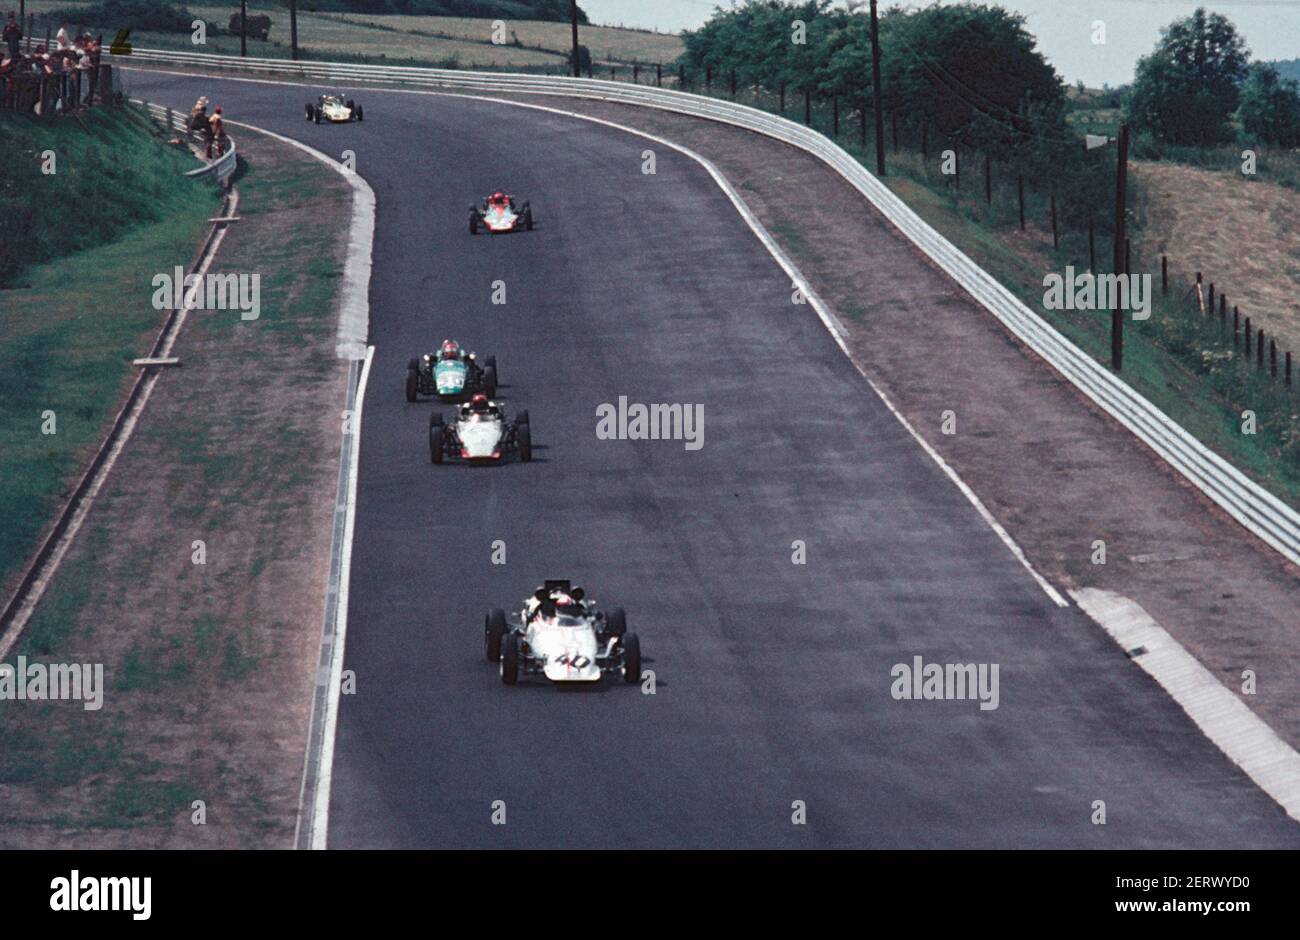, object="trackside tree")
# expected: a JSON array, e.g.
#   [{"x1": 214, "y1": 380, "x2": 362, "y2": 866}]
[
  {"x1": 677, "y1": 1, "x2": 1109, "y2": 231},
  {"x1": 1126, "y1": 6, "x2": 1249, "y2": 146}
]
